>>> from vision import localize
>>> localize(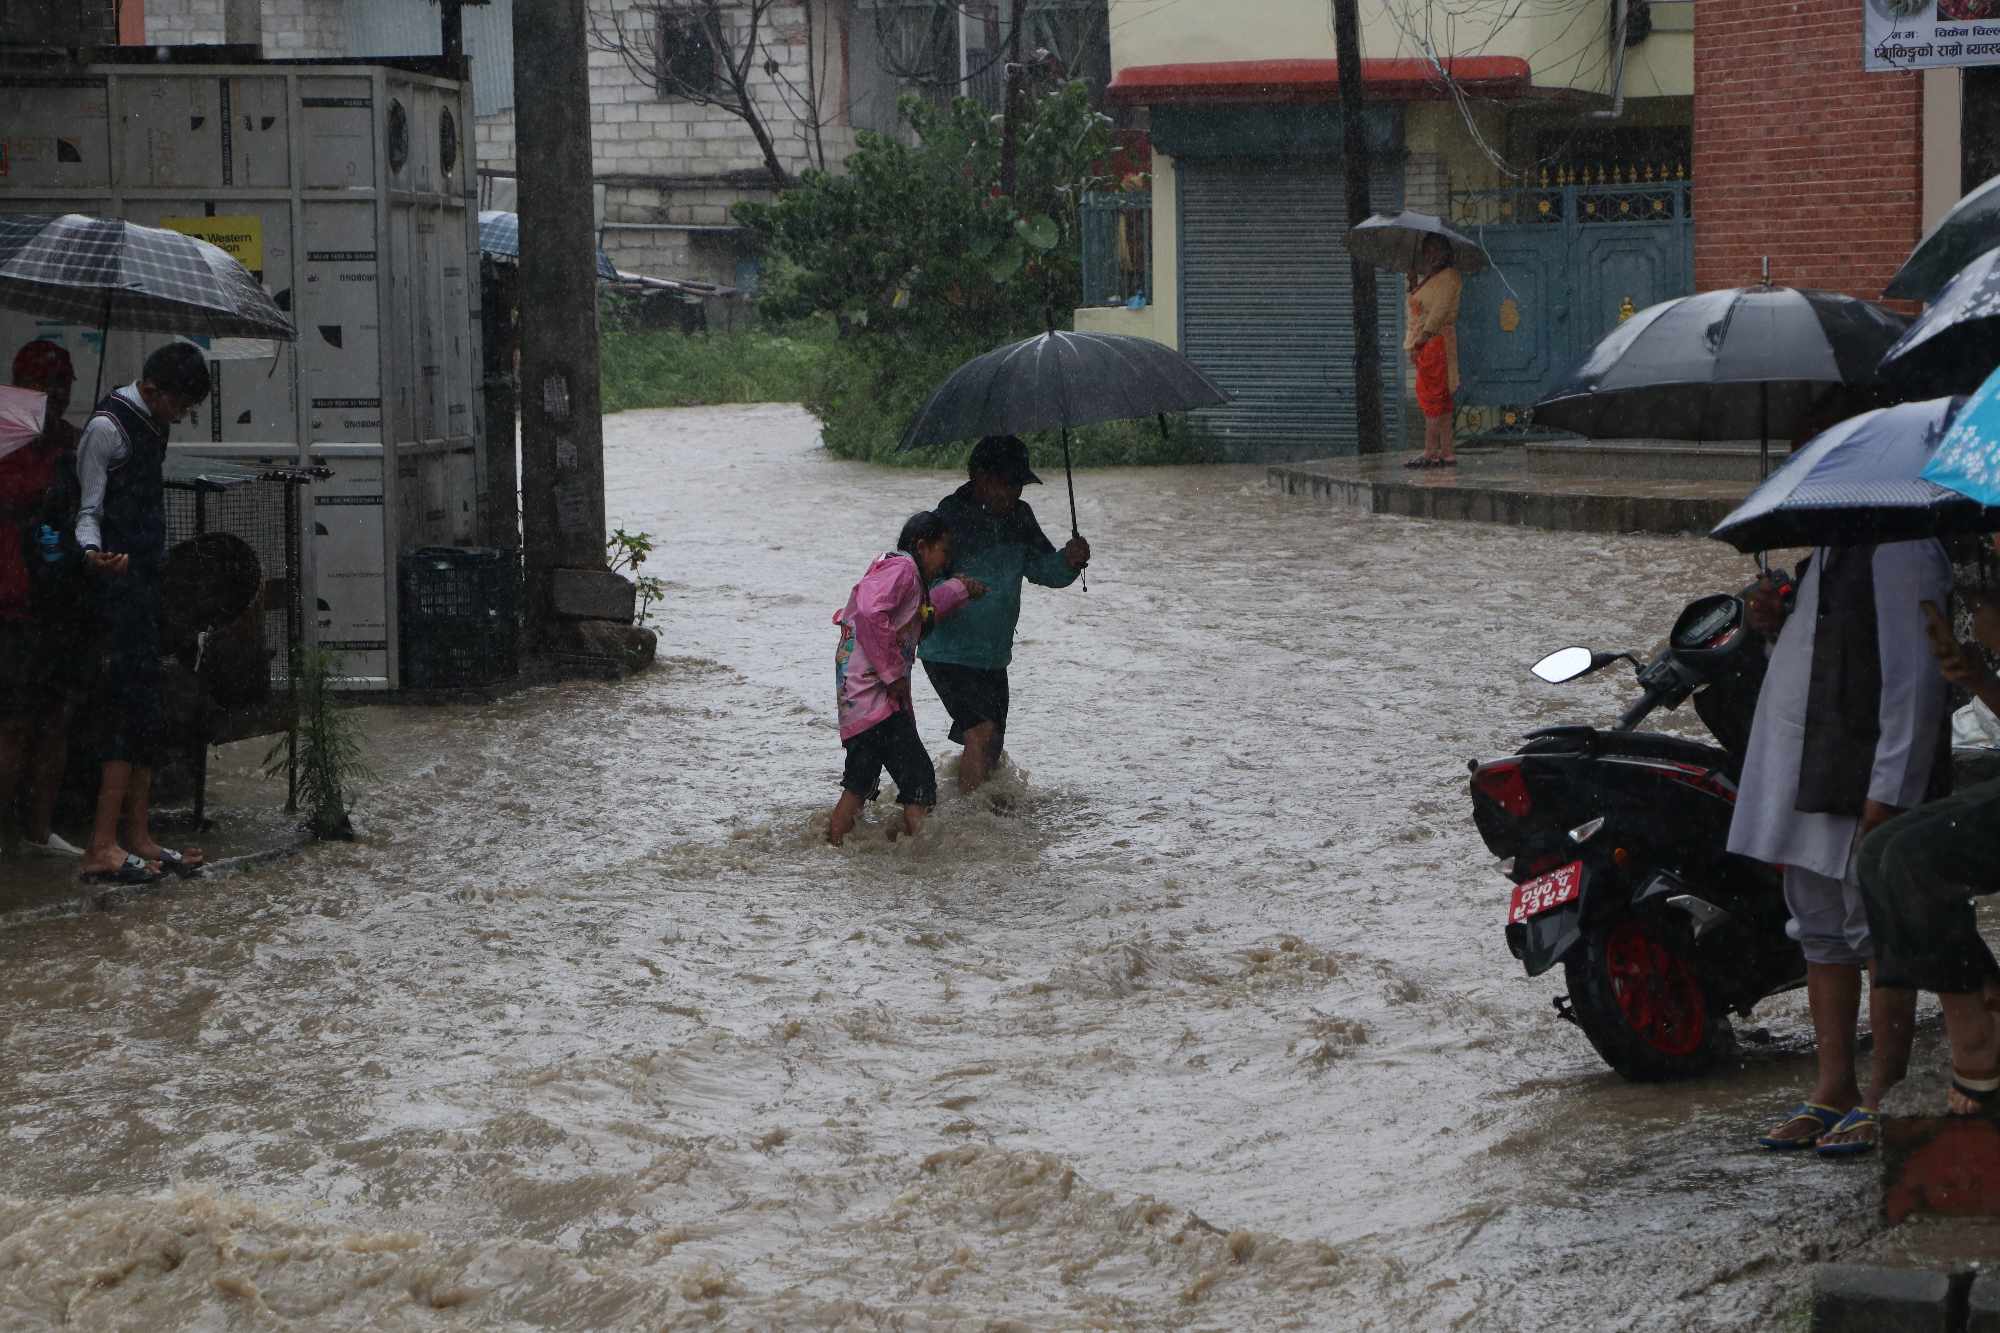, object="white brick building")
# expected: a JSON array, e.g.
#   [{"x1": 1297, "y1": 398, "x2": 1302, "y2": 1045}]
[{"x1": 136, "y1": 0, "x2": 1041, "y2": 287}]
